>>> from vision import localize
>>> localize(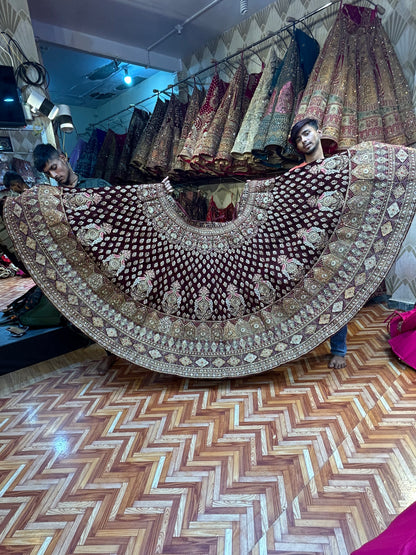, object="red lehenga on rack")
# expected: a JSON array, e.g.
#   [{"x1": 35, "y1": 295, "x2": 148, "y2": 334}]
[
  {"x1": 190, "y1": 61, "x2": 248, "y2": 174},
  {"x1": 4, "y1": 142, "x2": 416, "y2": 378},
  {"x1": 177, "y1": 72, "x2": 228, "y2": 170}
]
